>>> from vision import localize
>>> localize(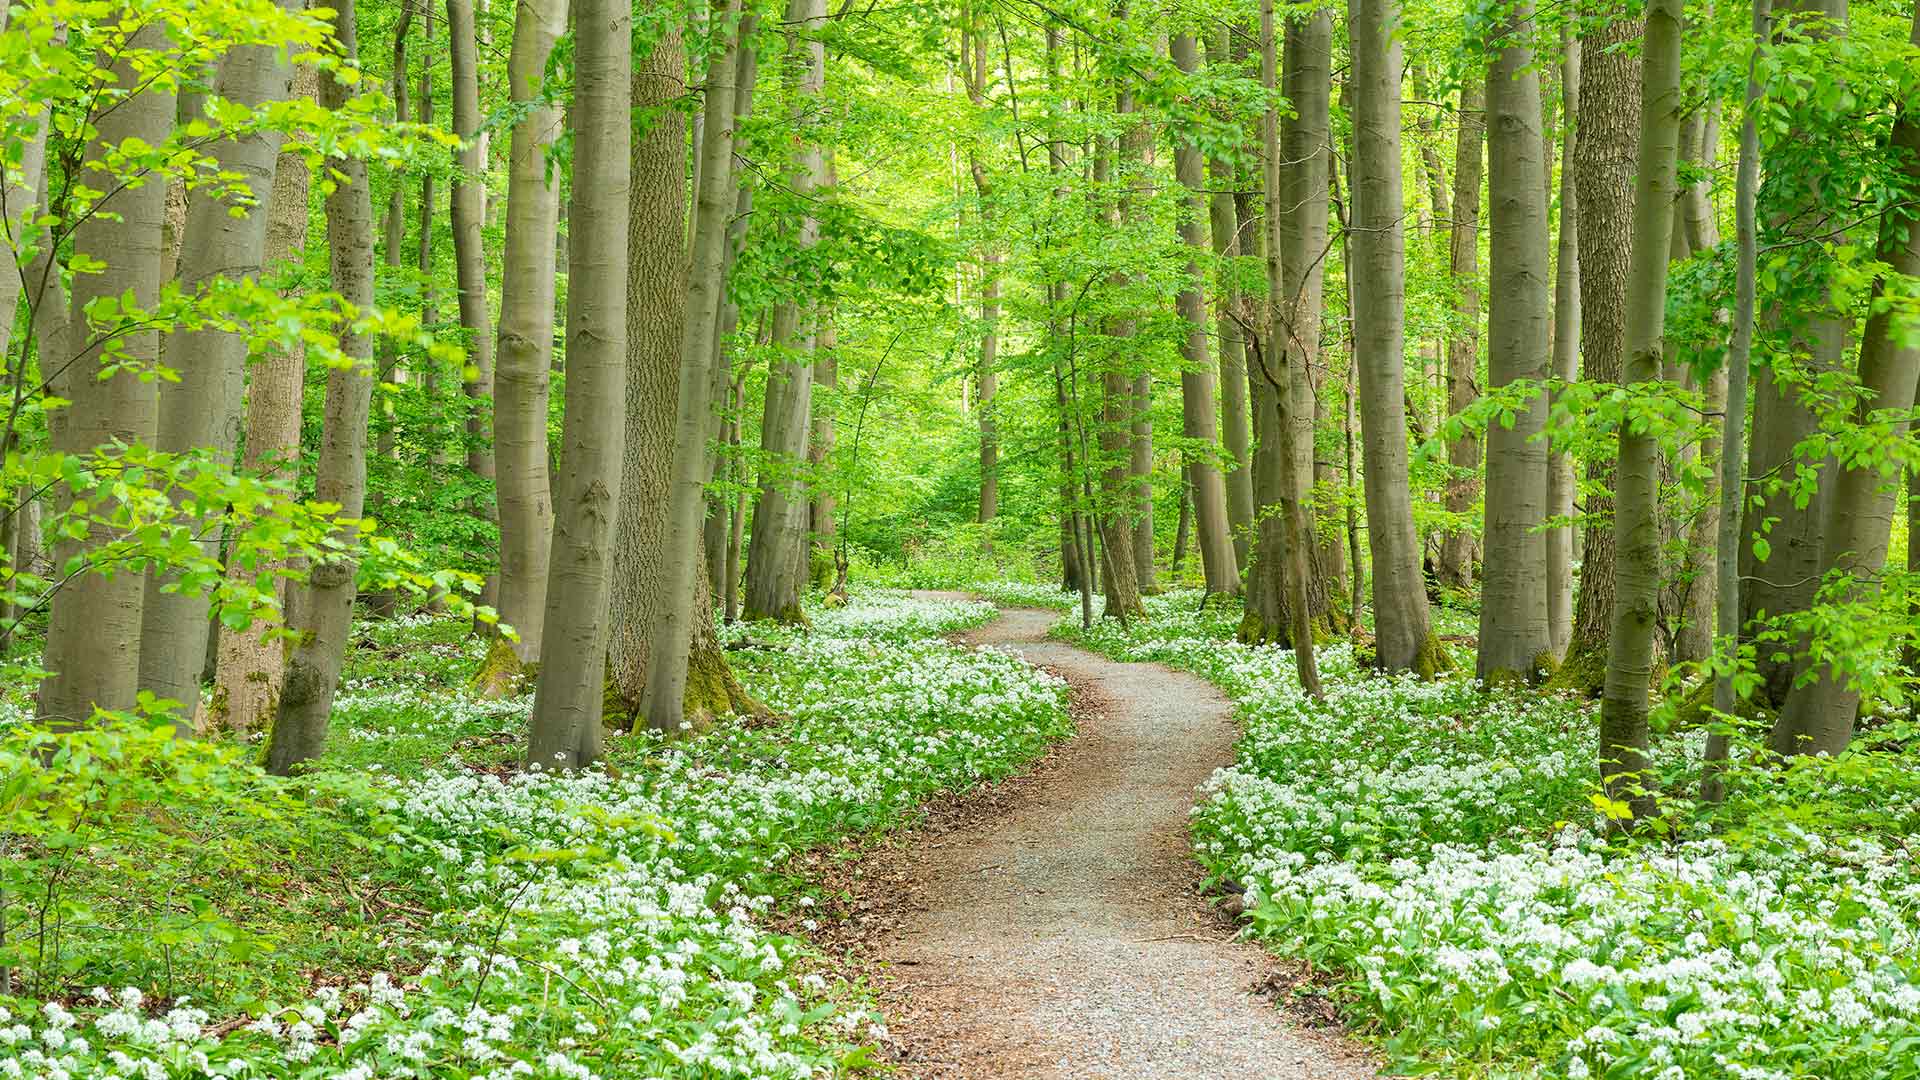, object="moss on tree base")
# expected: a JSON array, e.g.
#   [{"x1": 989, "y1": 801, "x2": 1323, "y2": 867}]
[
  {"x1": 603, "y1": 645, "x2": 767, "y2": 735},
  {"x1": 745, "y1": 602, "x2": 811, "y2": 628},
  {"x1": 1412, "y1": 631, "x2": 1455, "y2": 680},
  {"x1": 1543, "y1": 641, "x2": 1605, "y2": 697},
  {"x1": 471, "y1": 636, "x2": 530, "y2": 699},
  {"x1": 1236, "y1": 610, "x2": 1290, "y2": 648}
]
